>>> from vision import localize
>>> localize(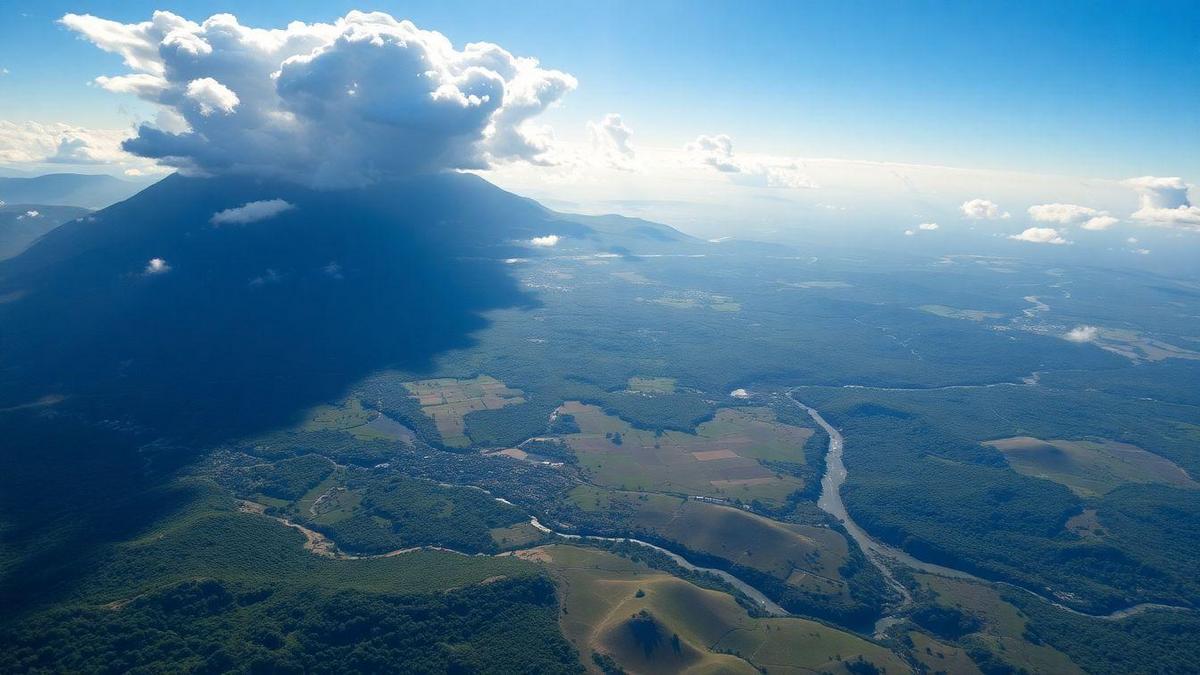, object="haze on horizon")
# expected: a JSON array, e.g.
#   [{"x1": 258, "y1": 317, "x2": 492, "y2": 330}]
[{"x1": 0, "y1": 1, "x2": 1197, "y2": 270}]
